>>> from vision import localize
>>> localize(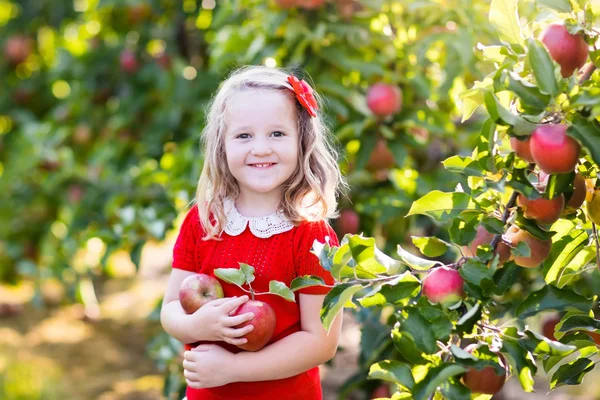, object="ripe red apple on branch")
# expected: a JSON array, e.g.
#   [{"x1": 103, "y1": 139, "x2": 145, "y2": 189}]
[
  {"x1": 3, "y1": 35, "x2": 33, "y2": 65},
  {"x1": 539, "y1": 23, "x2": 589, "y2": 78},
  {"x1": 504, "y1": 226, "x2": 552, "y2": 268},
  {"x1": 463, "y1": 224, "x2": 511, "y2": 265},
  {"x1": 422, "y1": 266, "x2": 465, "y2": 307},
  {"x1": 510, "y1": 136, "x2": 535, "y2": 163},
  {"x1": 335, "y1": 209, "x2": 360, "y2": 236},
  {"x1": 461, "y1": 345, "x2": 508, "y2": 395},
  {"x1": 529, "y1": 124, "x2": 581, "y2": 174},
  {"x1": 517, "y1": 189, "x2": 564, "y2": 225},
  {"x1": 366, "y1": 83, "x2": 403, "y2": 117}
]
